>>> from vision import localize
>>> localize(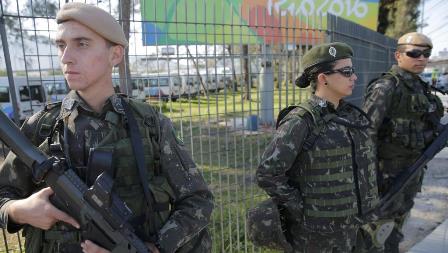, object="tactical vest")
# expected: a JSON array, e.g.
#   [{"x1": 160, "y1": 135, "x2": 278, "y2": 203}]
[
  {"x1": 22, "y1": 99, "x2": 173, "y2": 253},
  {"x1": 287, "y1": 101, "x2": 379, "y2": 233},
  {"x1": 373, "y1": 71, "x2": 444, "y2": 159}
]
